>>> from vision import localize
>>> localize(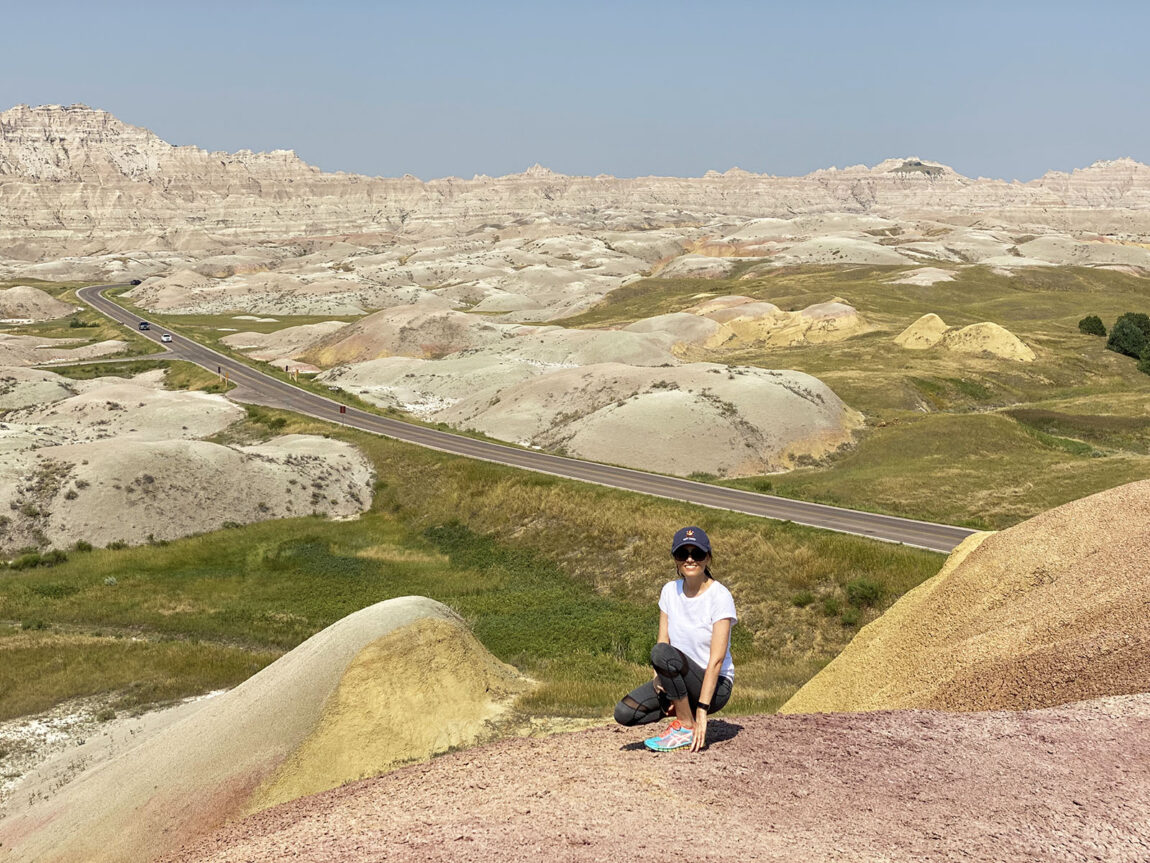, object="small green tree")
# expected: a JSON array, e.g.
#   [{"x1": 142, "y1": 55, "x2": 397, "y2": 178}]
[
  {"x1": 1119, "y1": 312, "x2": 1150, "y2": 338},
  {"x1": 1106, "y1": 316, "x2": 1148, "y2": 358},
  {"x1": 1139, "y1": 343, "x2": 1150, "y2": 376},
  {"x1": 1078, "y1": 315, "x2": 1106, "y2": 336}
]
